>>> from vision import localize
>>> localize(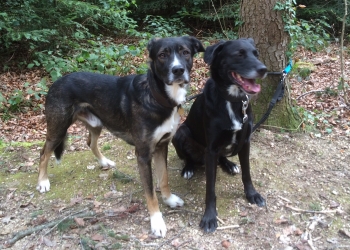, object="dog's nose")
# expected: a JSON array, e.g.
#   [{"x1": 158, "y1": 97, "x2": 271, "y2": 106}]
[
  {"x1": 172, "y1": 66, "x2": 185, "y2": 76},
  {"x1": 257, "y1": 66, "x2": 267, "y2": 76}
]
